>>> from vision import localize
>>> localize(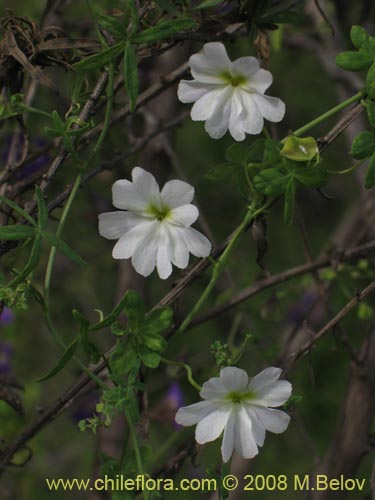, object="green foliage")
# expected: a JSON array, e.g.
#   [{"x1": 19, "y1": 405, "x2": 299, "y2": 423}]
[
  {"x1": 280, "y1": 136, "x2": 319, "y2": 162},
  {"x1": 350, "y1": 129, "x2": 375, "y2": 188},
  {"x1": 124, "y1": 42, "x2": 139, "y2": 112},
  {"x1": 336, "y1": 25, "x2": 375, "y2": 72},
  {"x1": 109, "y1": 292, "x2": 172, "y2": 374}
]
